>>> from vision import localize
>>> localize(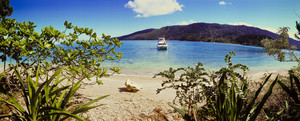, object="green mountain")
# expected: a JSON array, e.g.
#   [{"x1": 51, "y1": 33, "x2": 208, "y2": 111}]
[{"x1": 118, "y1": 23, "x2": 290, "y2": 47}]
